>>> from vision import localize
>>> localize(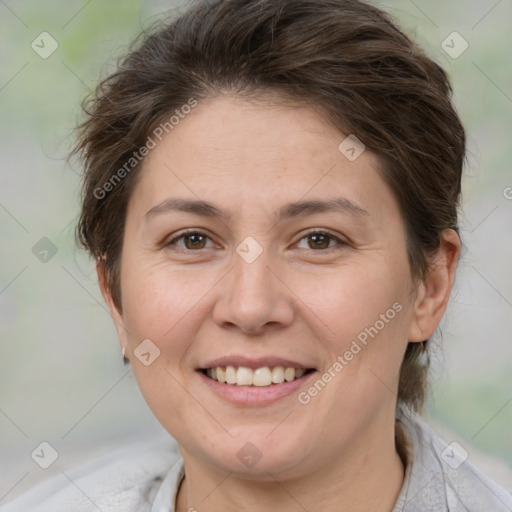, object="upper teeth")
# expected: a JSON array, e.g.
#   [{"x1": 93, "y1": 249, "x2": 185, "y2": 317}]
[{"x1": 206, "y1": 366, "x2": 307, "y2": 387}]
